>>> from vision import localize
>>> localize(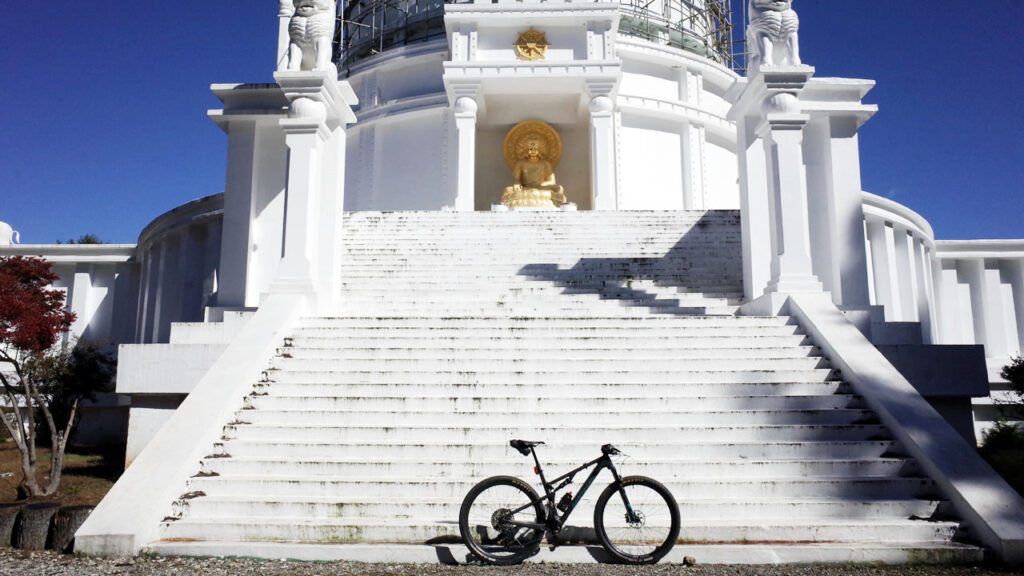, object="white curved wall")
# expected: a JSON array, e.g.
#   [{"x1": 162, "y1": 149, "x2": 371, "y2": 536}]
[
  {"x1": 134, "y1": 194, "x2": 224, "y2": 343},
  {"x1": 341, "y1": 31, "x2": 740, "y2": 212}
]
